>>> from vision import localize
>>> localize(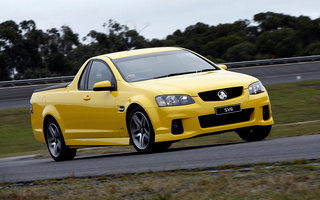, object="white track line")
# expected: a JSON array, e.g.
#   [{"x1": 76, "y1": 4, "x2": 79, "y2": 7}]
[{"x1": 274, "y1": 120, "x2": 320, "y2": 127}]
